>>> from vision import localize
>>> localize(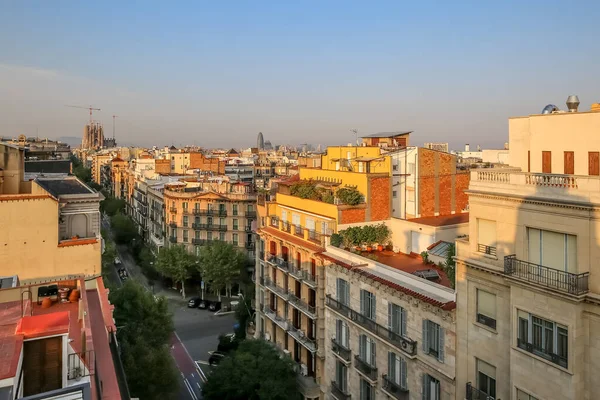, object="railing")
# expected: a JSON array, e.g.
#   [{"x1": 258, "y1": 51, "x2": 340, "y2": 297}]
[
  {"x1": 331, "y1": 338, "x2": 351, "y2": 362},
  {"x1": 218, "y1": 209, "x2": 227, "y2": 216},
  {"x1": 288, "y1": 325, "x2": 318, "y2": 352},
  {"x1": 68, "y1": 350, "x2": 95, "y2": 379},
  {"x1": 169, "y1": 206, "x2": 177, "y2": 213},
  {"x1": 169, "y1": 222, "x2": 177, "y2": 228},
  {"x1": 517, "y1": 338, "x2": 568, "y2": 368},
  {"x1": 288, "y1": 291, "x2": 316, "y2": 317},
  {"x1": 289, "y1": 265, "x2": 304, "y2": 280},
  {"x1": 262, "y1": 304, "x2": 290, "y2": 330},
  {"x1": 281, "y1": 221, "x2": 291, "y2": 233},
  {"x1": 192, "y1": 209, "x2": 215, "y2": 215},
  {"x1": 192, "y1": 238, "x2": 206, "y2": 245},
  {"x1": 270, "y1": 216, "x2": 279, "y2": 227},
  {"x1": 245, "y1": 226, "x2": 253, "y2": 232},
  {"x1": 264, "y1": 277, "x2": 289, "y2": 300},
  {"x1": 267, "y1": 255, "x2": 289, "y2": 271},
  {"x1": 108, "y1": 328, "x2": 132, "y2": 400},
  {"x1": 382, "y1": 375, "x2": 409, "y2": 400},
  {"x1": 331, "y1": 381, "x2": 351, "y2": 400},
  {"x1": 504, "y1": 255, "x2": 589, "y2": 295},
  {"x1": 354, "y1": 354, "x2": 377, "y2": 381},
  {"x1": 466, "y1": 382, "x2": 495, "y2": 400},
  {"x1": 477, "y1": 244, "x2": 497, "y2": 257},
  {"x1": 181, "y1": 208, "x2": 190, "y2": 214},
  {"x1": 308, "y1": 230, "x2": 325, "y2": 245},
  {"x1": 245, "y1": 241, "x2": 255, "y2": 249},
  {"x1": 192, "y1": 223, "x2": 204, "y2": 230},
  {"x1": 326, "y1": 296, "x2": 417, "y2": 356},
  {"x1": 246, "y1": 211, "x2": 257, "y2": 218},
  {"x1": 477, "y1": 313, "x2": 496, "y2": 330},
  {"x1": 169, "y1": 237, "x2": 177, "y2": 243},
  {"x1": 294, "y1": 225, "x2": 304, "y2": 237}
]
